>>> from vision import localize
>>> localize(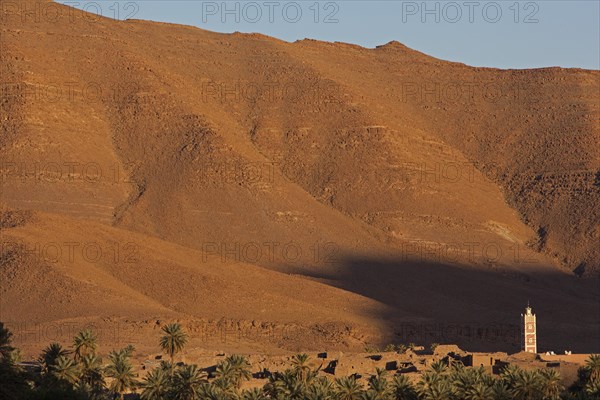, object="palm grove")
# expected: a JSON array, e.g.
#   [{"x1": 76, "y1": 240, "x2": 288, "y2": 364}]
[{"x1": 1, "y1": 322, "x2": 599, "y2": 400}]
